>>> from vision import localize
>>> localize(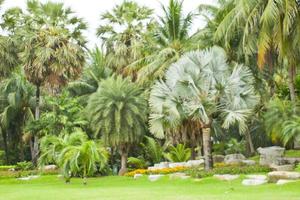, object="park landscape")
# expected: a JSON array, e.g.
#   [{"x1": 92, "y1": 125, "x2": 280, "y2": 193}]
[{"x1": 1, "y1": 0, "x2": 300, "y2": 199}]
